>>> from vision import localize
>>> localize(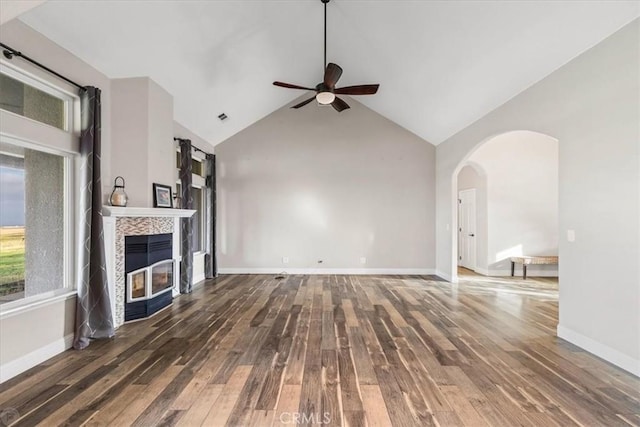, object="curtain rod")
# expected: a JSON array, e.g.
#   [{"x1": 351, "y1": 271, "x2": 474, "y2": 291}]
[
  {"x1": 1, "y1": 42, "x2": 86, "y2": 91},
  {"x1": 173, "y1": 137, "x2": 212, "y2": 156}
]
